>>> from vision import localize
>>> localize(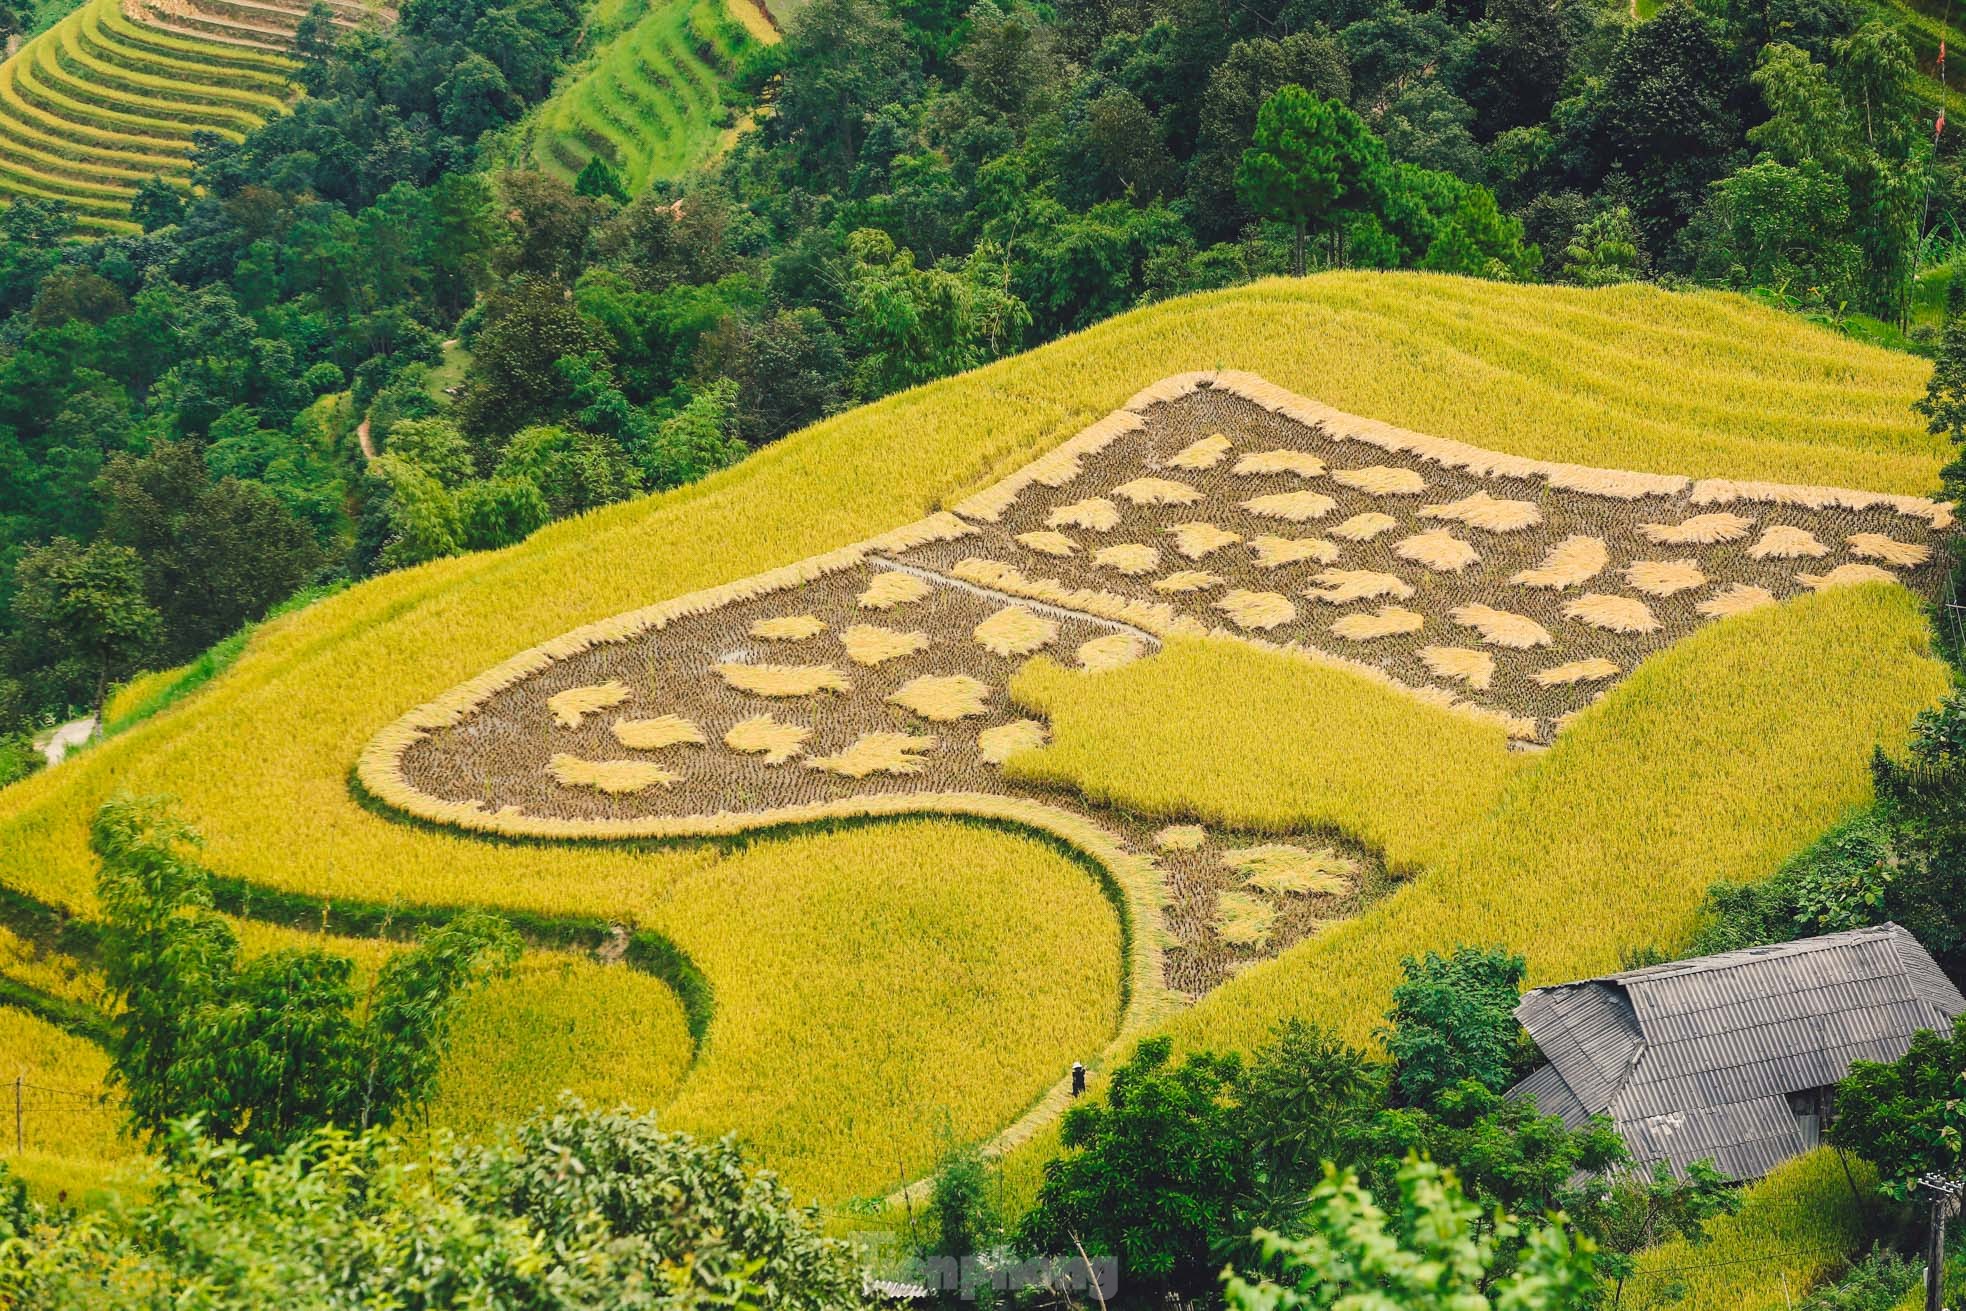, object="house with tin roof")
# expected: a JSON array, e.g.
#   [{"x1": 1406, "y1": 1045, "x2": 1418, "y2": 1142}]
[{"x1": 1507, "y1": 923, "x2": 1966, "y2": 1180}]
